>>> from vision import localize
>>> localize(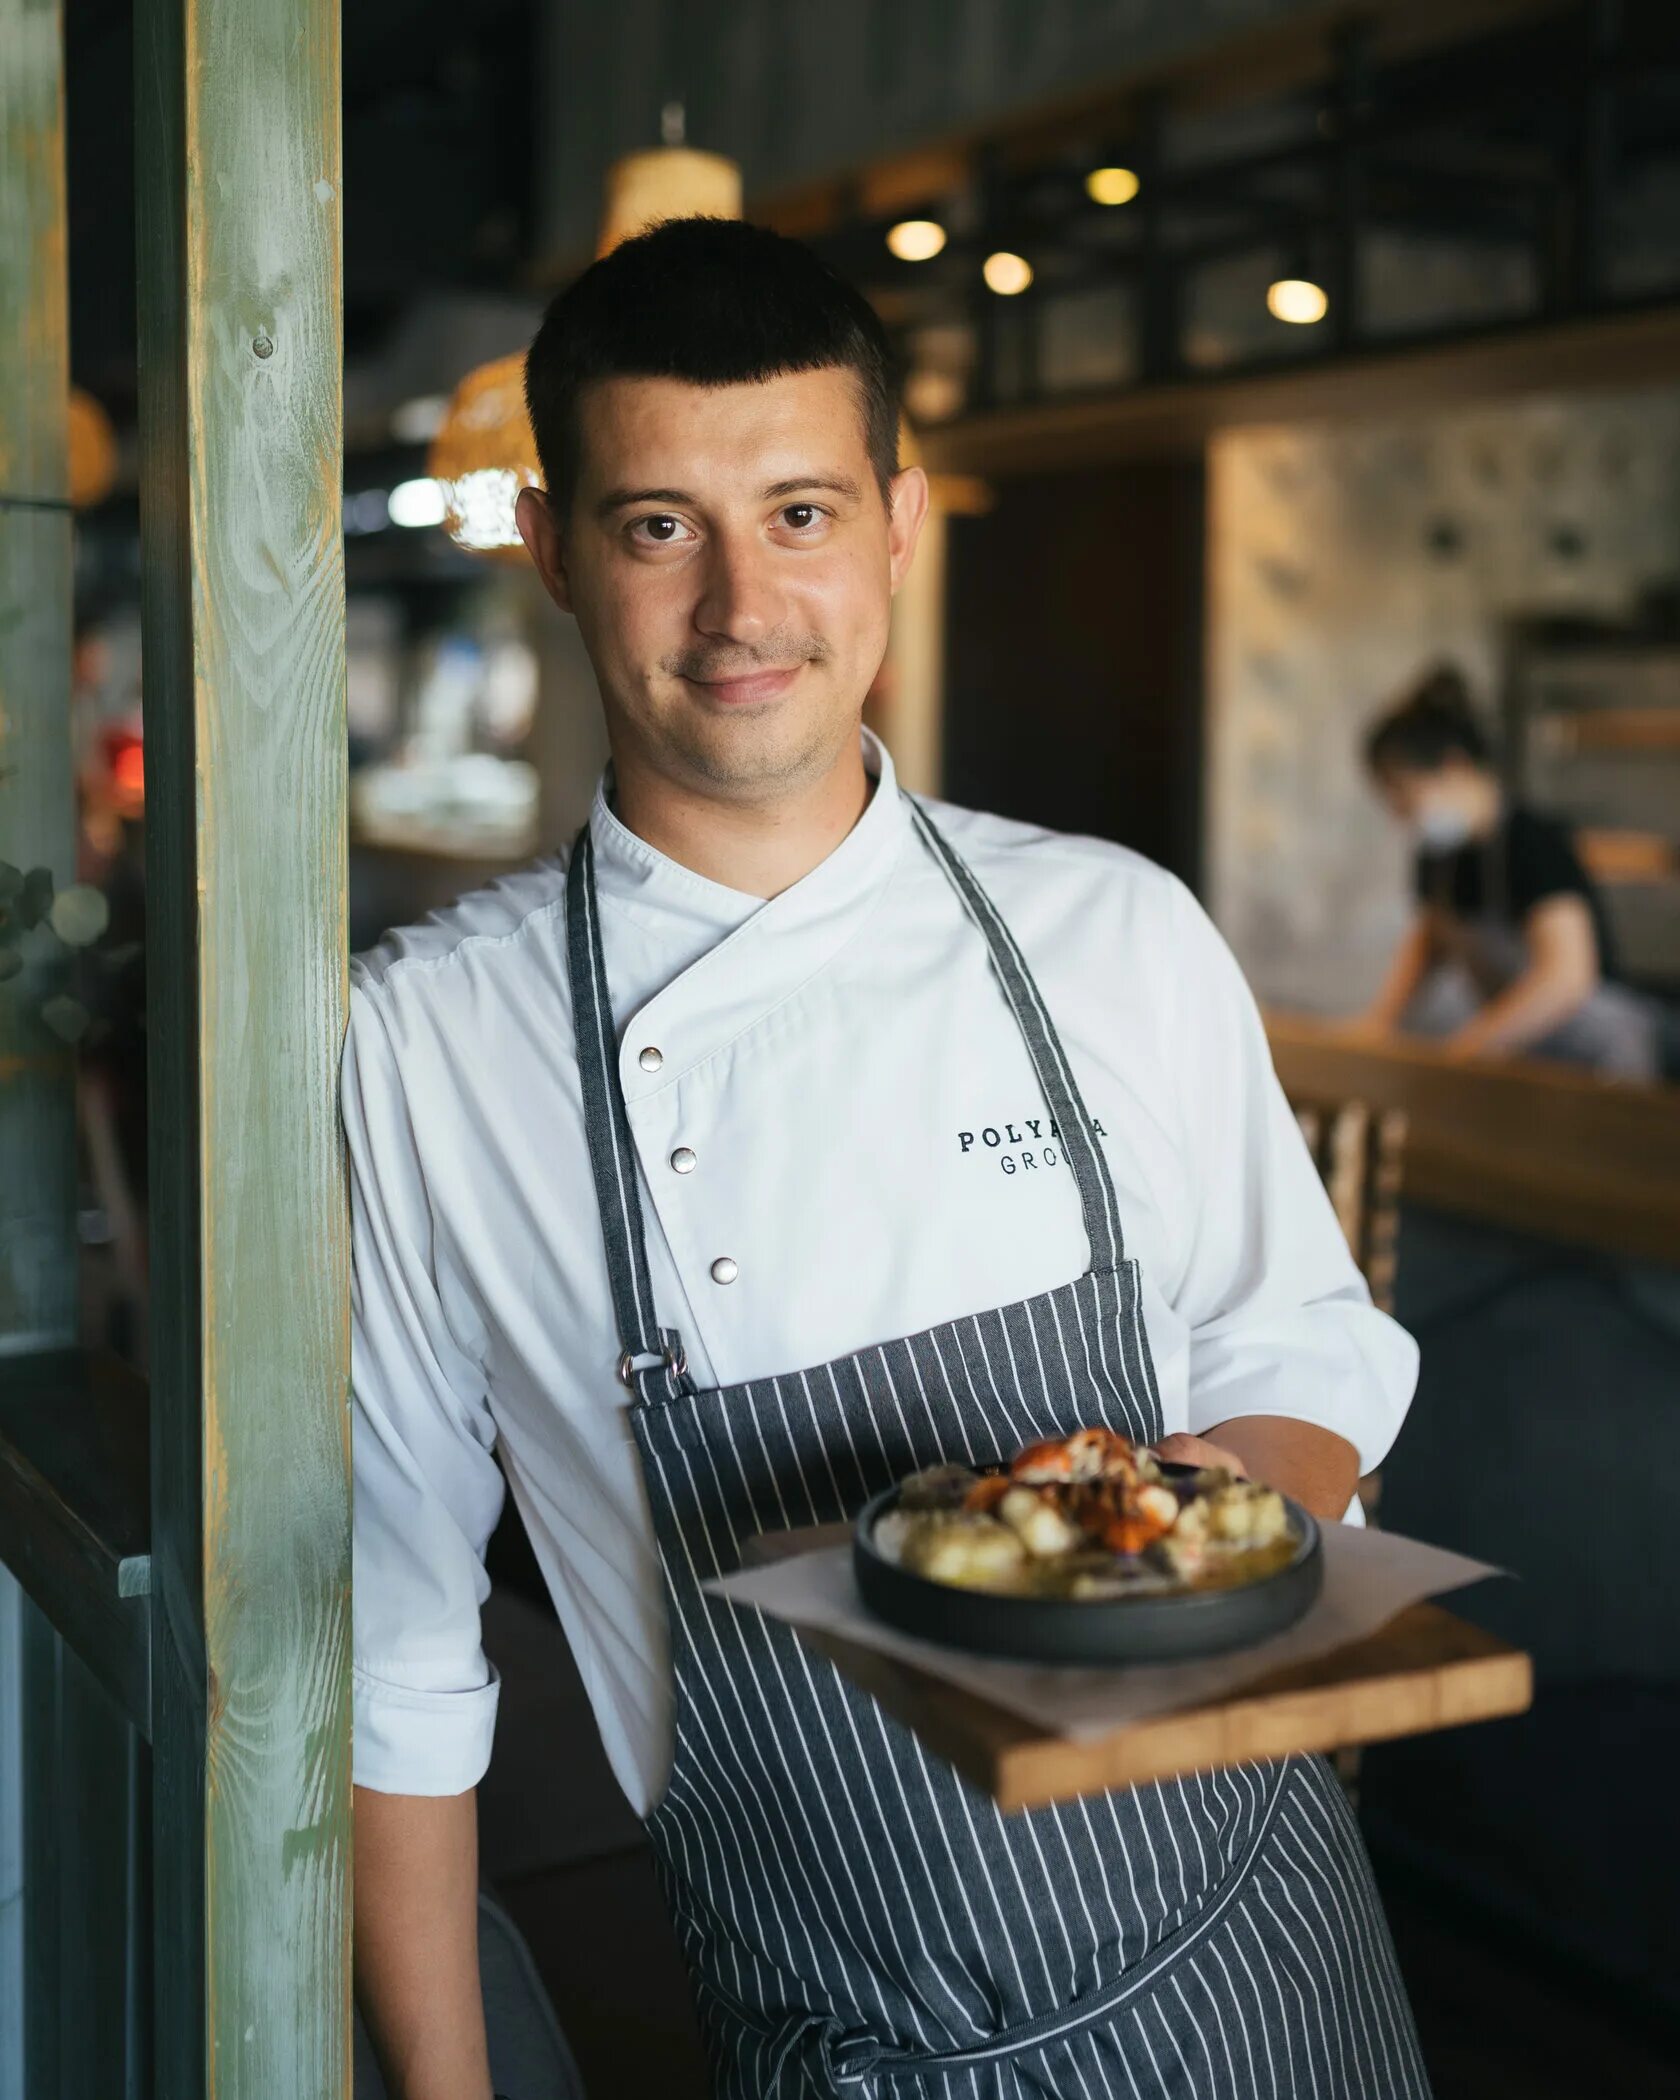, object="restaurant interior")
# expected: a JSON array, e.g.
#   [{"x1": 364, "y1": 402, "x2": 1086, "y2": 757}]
[{"x1": 5, "y1": 1, "x2": 1680, "y2": 2095}]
